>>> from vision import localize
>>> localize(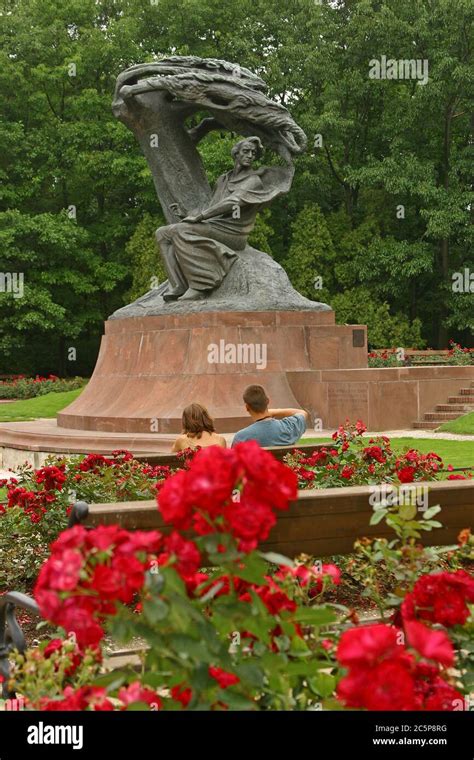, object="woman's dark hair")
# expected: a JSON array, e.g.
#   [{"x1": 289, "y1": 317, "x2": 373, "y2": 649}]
[{"x1": 182, "y1": 403, "x2": 216, "y2": 439}]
